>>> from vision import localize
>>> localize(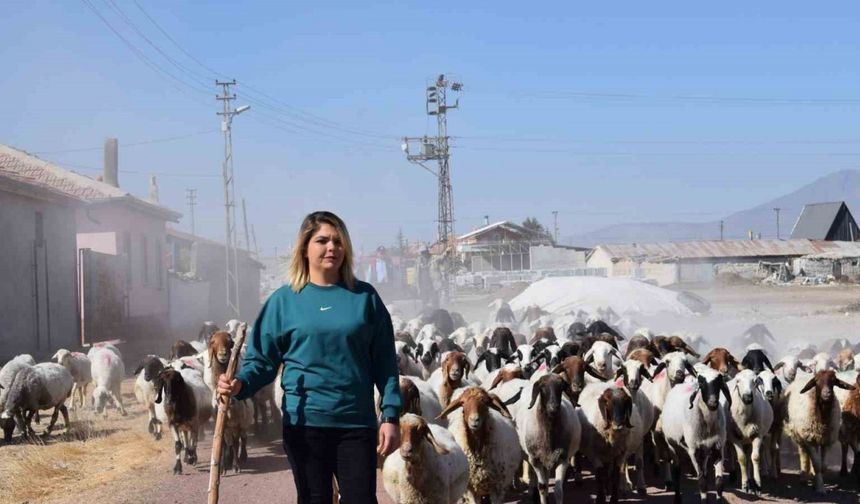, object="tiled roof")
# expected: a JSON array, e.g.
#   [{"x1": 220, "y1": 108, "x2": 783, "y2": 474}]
[{"x1": 0, "y1": 143, "x2": 180, "y2": 221}]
